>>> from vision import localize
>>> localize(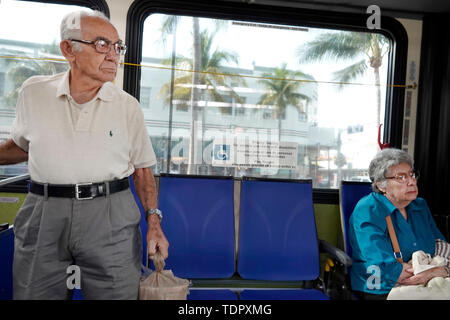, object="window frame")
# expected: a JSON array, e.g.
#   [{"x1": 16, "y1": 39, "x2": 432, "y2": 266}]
[{"x1": 125, "y1": 0, "x2": 408, "y2": 203}]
